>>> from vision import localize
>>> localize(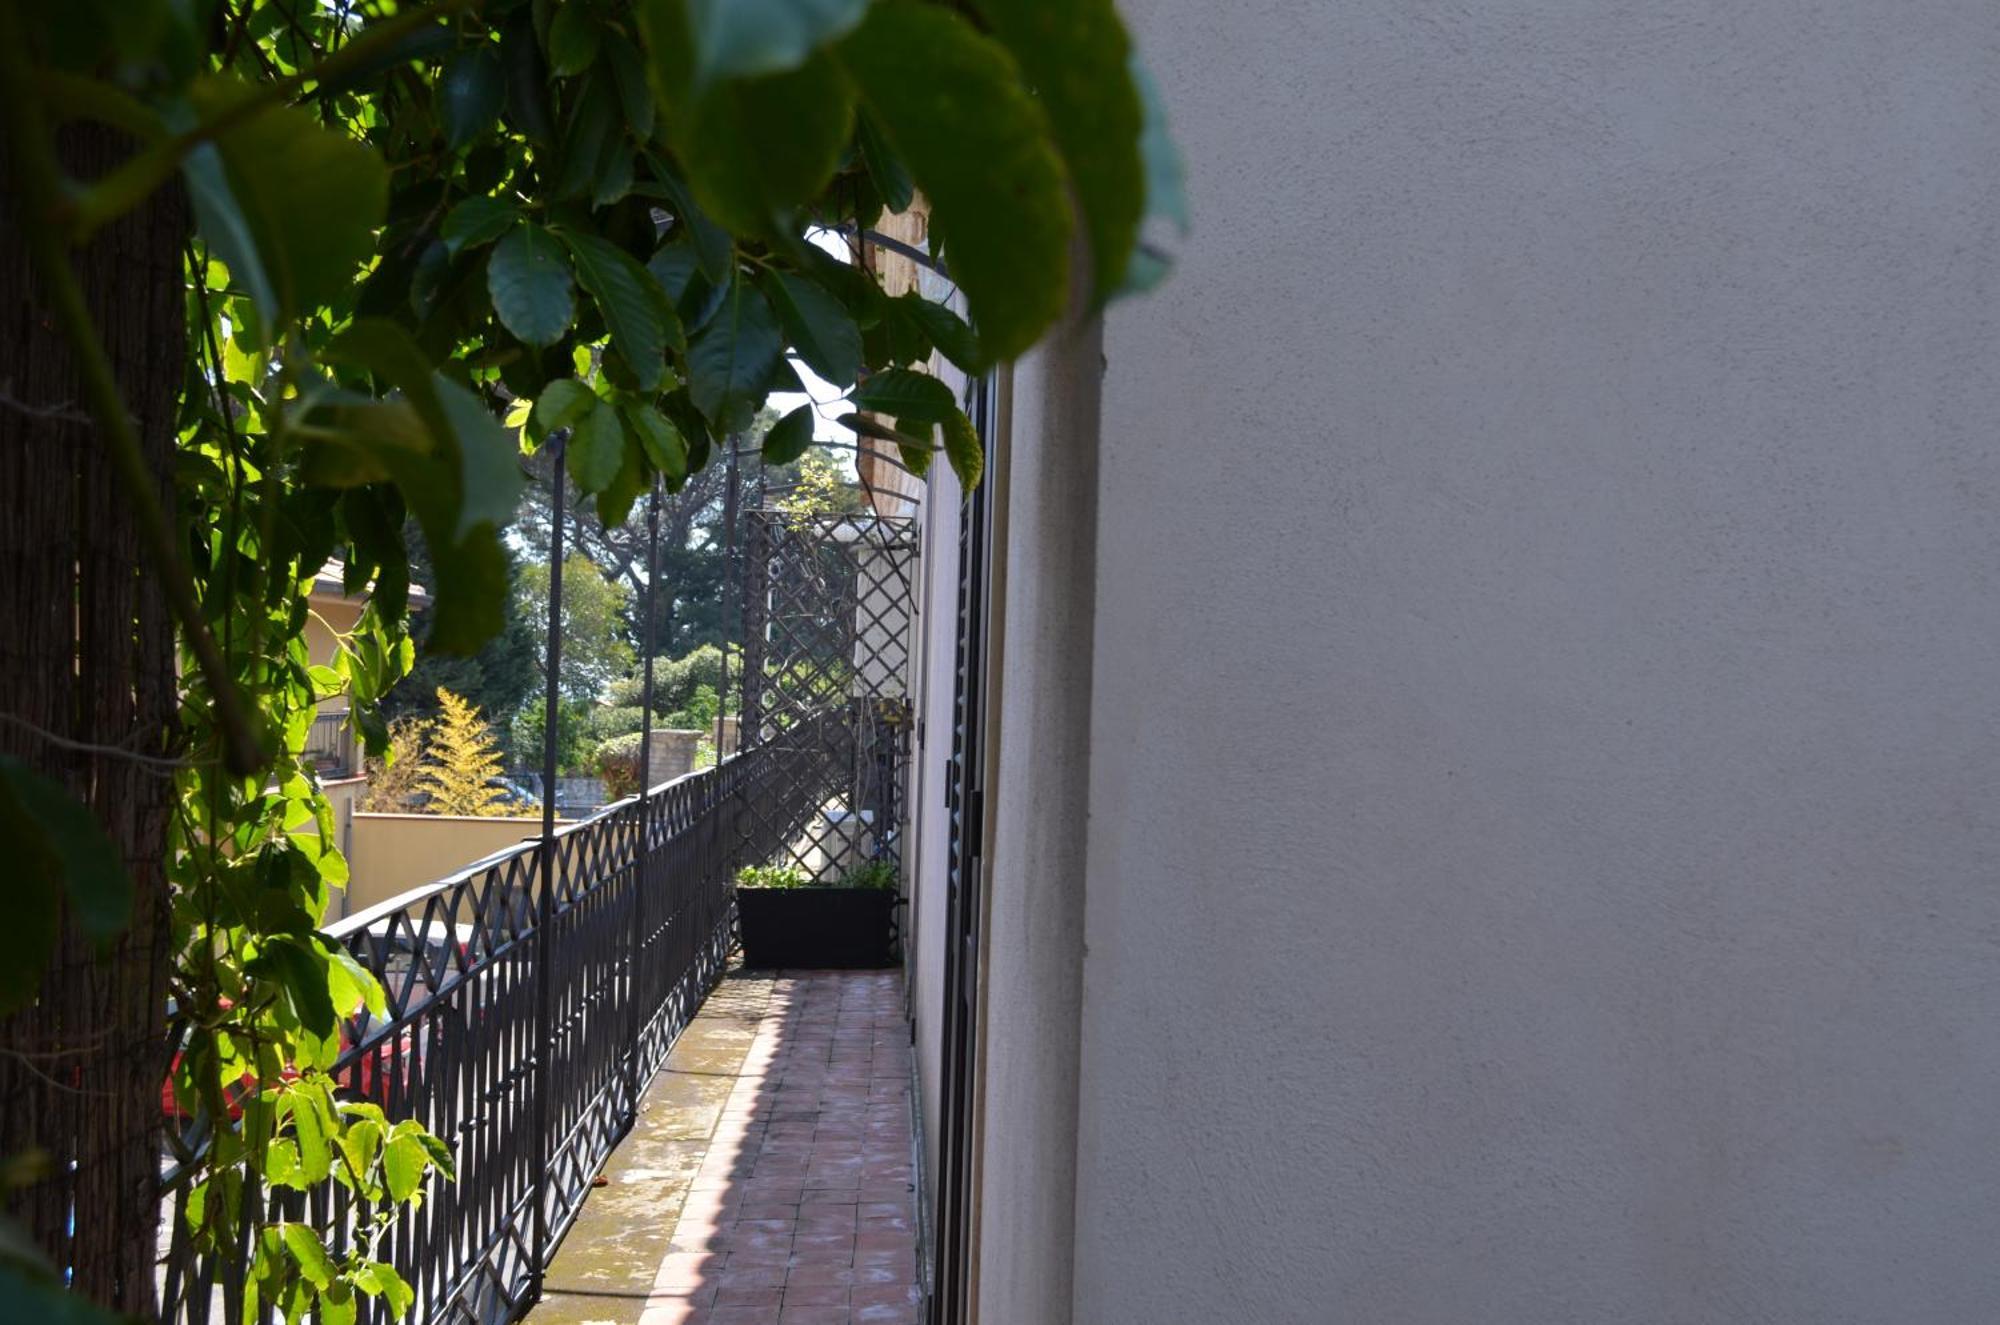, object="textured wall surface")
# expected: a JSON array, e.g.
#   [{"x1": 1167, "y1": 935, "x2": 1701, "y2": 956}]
[
  {"x1": 975, "y1": 319, "x2": 1105, "y2": 1324},
  {"x1": 346, "y1": 813, "x2": 556, "y2": 914},
  {"x1": 1070, "y1": 2, "x2": 2000, "y2": 1322},
  {"x1": 906, "y1": 458, "x2": 960, "y2": 1193}
]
